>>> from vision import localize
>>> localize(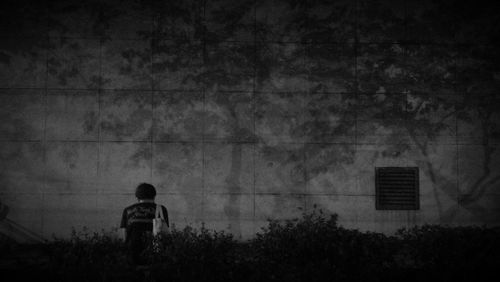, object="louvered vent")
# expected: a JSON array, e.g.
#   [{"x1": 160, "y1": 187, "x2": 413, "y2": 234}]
[{"x1": 376, "y1": 167, "x2": 419, "y2": 210}]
